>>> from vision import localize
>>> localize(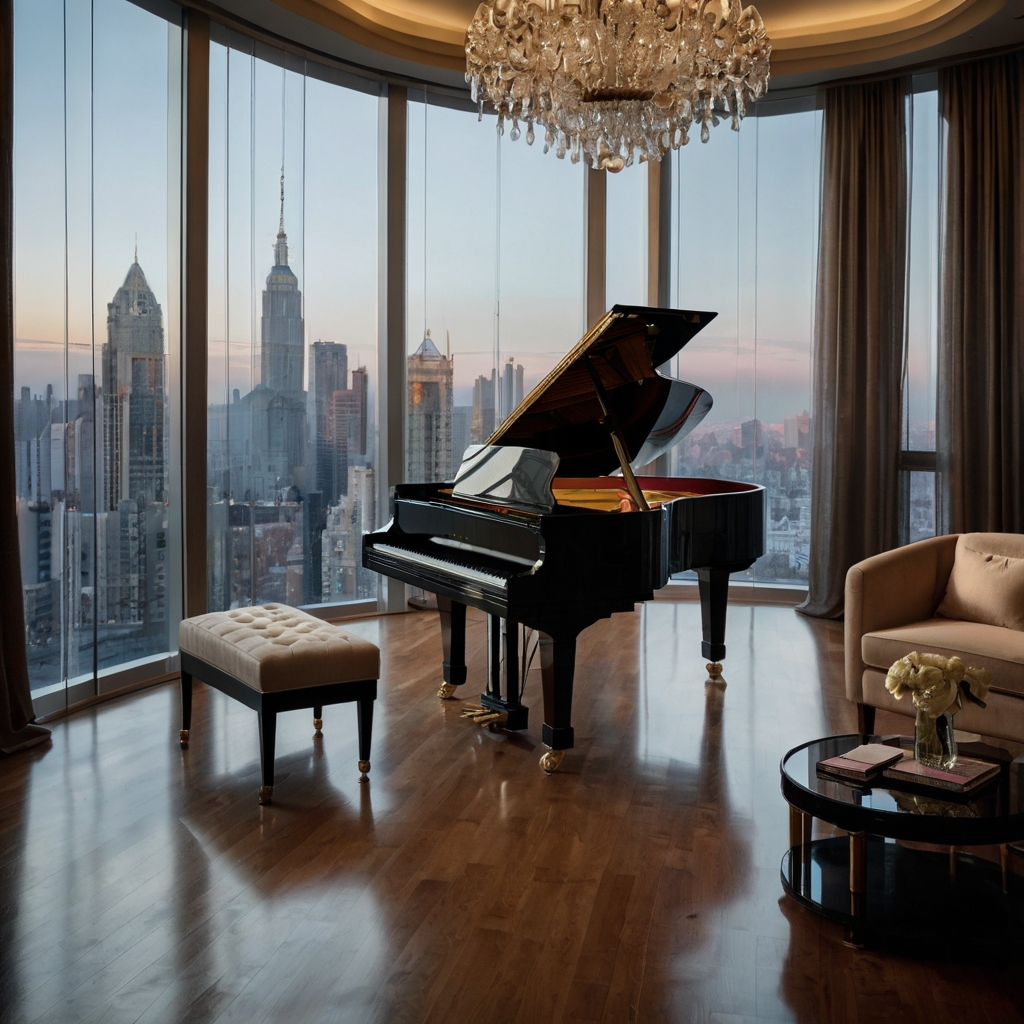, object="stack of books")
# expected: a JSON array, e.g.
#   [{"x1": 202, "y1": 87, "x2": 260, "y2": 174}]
[
  {"x1": 882, "y1": 756, "x2": 1000, "y2": 794},
  {"x1": 816, "y1": 743, "x2": 1001, "y2": 794},
  {"x1": 816, "y1": 743, "x2": 905, "y2": 783}
]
